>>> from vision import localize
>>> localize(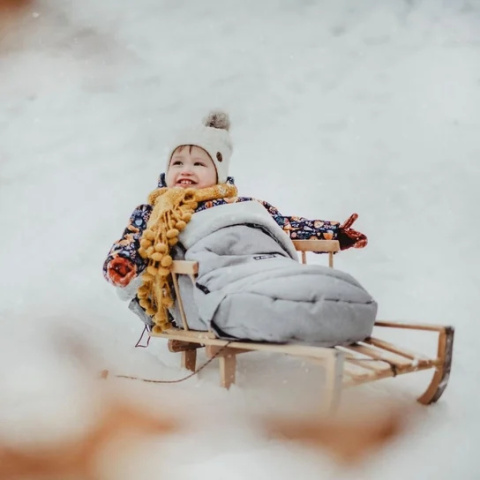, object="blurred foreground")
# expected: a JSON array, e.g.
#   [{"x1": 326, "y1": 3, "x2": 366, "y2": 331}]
[{"x1": 0, "y1": 320, "x2": 414, "y2": 480}]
